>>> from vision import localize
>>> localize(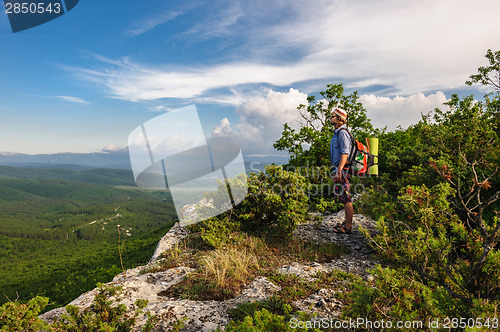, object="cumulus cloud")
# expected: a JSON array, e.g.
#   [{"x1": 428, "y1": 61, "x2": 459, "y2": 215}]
[
  {"x1": 211, "y1": 118, "x2": 234, "y2": 137},
  {"x1": 359, "y1": 91, "x2": 449, "y2": 131},
  {"x1": 231, "y1": 88, "x2": 307, "y2": 154}
]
